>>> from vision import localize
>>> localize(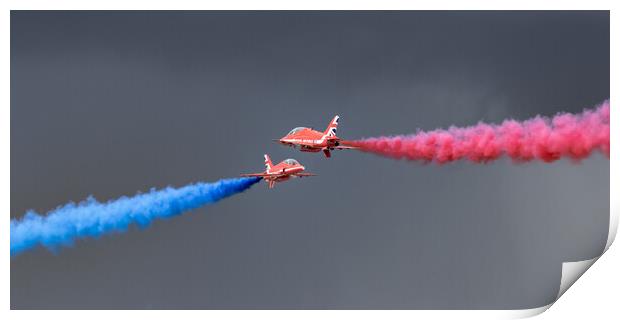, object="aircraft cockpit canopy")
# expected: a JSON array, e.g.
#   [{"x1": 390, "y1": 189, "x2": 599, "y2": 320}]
[
  {"x1": 283, "y1": 159, "x2": 300, "y2": 166},
  {"x1": 287, "y1": 127, "x2": 306, "y2": 135}
]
